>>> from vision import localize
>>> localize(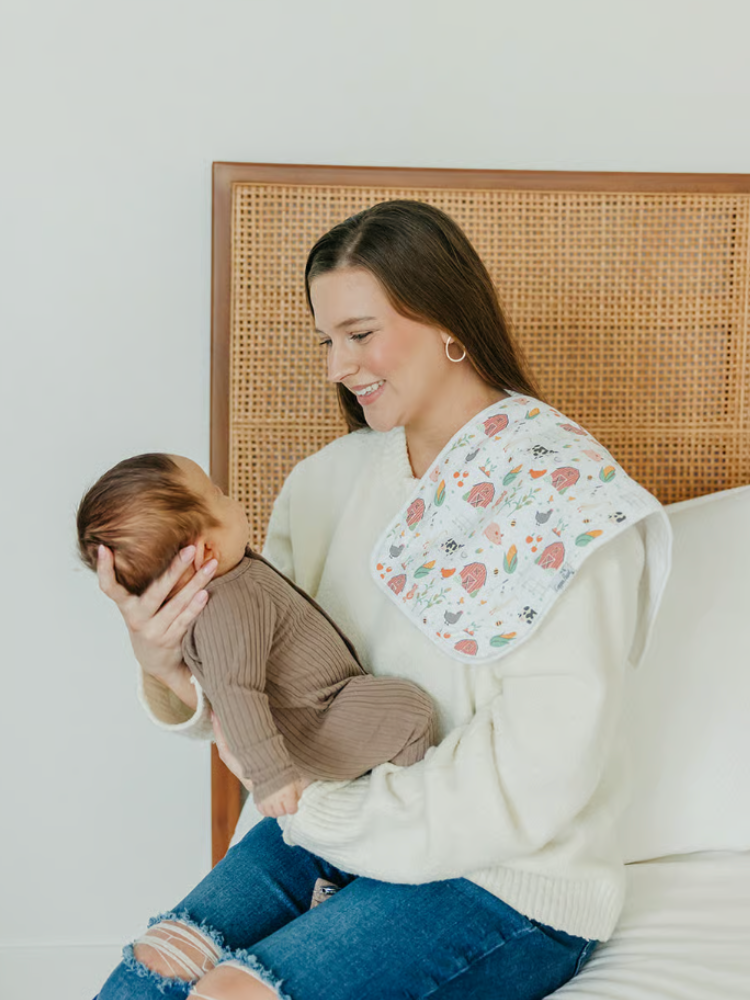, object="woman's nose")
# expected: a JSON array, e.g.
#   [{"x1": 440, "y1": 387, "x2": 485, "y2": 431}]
[{"x1": 326, "y1": 342, "x2": 358, "y2": 383}]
